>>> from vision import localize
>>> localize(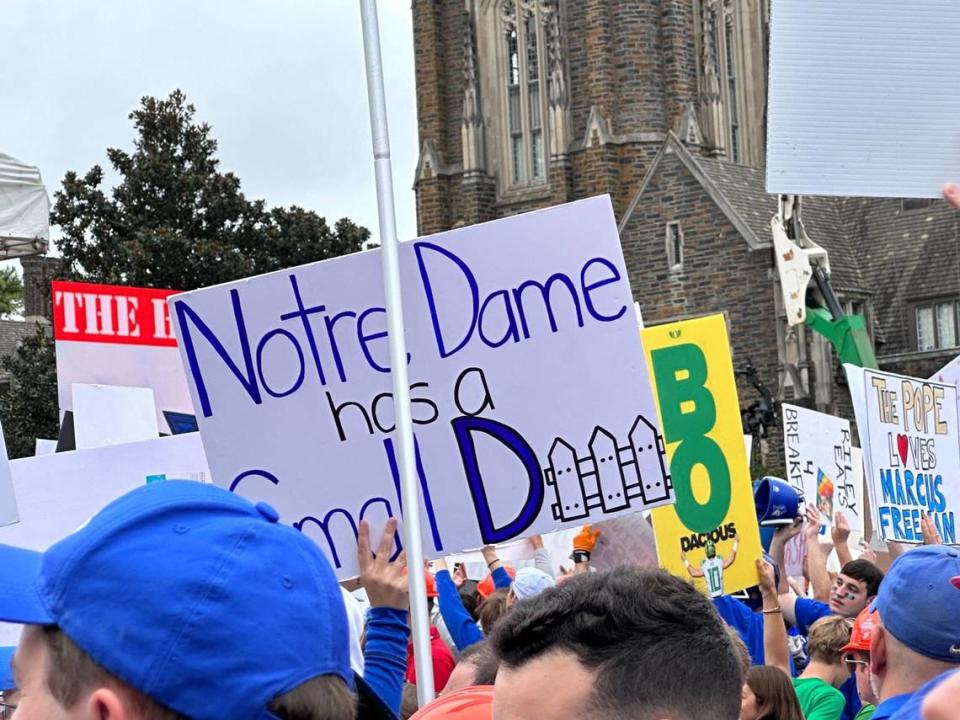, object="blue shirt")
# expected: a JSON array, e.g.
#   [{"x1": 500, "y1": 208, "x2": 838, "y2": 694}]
[
  {"x1": 362, "y1": 607, "x2": 410, "y2": 718},
  {"x1": 436, "y1": 566, "x2": 512, "y2": 651},
  {"x1": 792, "y1": 598, "x2": 861, "y2": 720},
  {"x1": 712, "y1": 596, "x2": 796, "y2": 674},
  {"x1": 887, "y1": 669, "x2": 958, "y2": 720},
  {"x1": 870, "y1": 694, "x2": 911, "y2": 720}
]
